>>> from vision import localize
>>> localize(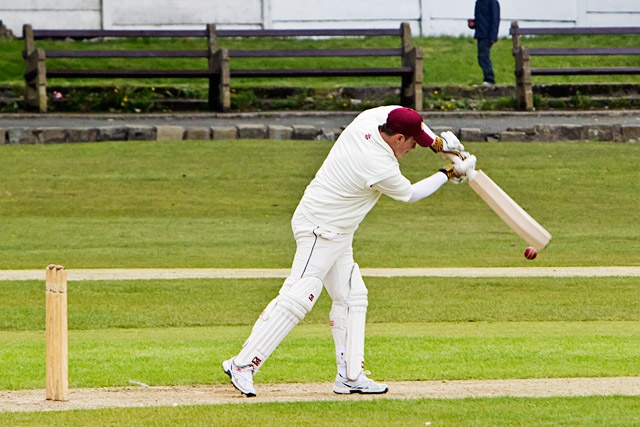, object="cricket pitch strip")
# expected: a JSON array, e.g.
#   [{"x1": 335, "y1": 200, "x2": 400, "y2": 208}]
[
  {"x1": 1, "y1": 377, "x2": 639, "y2": 413},
  {"x1": 1, "y1": 267, "x2": 639, "y2": 281}
]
